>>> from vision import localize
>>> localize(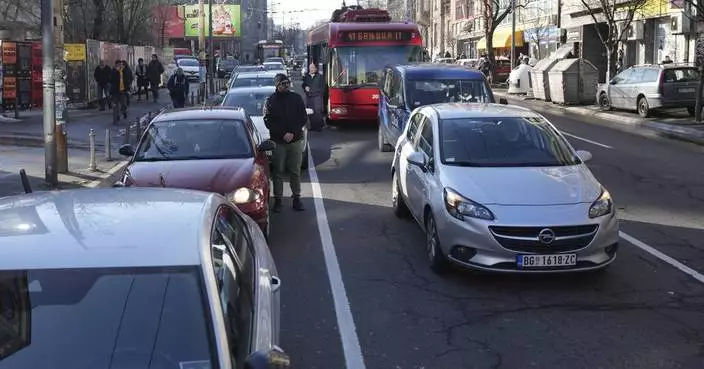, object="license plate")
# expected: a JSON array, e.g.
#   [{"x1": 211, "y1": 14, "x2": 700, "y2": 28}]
[
  {"x1": 517, "y1": 254, "x2": 577, "y2": 268},
  {"x1": 679, "y1": 88, "x2": 695, "y2": 93}
]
